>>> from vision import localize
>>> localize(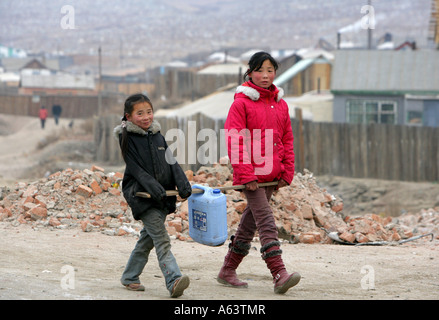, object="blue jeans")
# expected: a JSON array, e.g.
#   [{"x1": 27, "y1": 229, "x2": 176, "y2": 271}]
[{"x1": 120, "y1": 207, "x2": 182, "y2": 293}]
